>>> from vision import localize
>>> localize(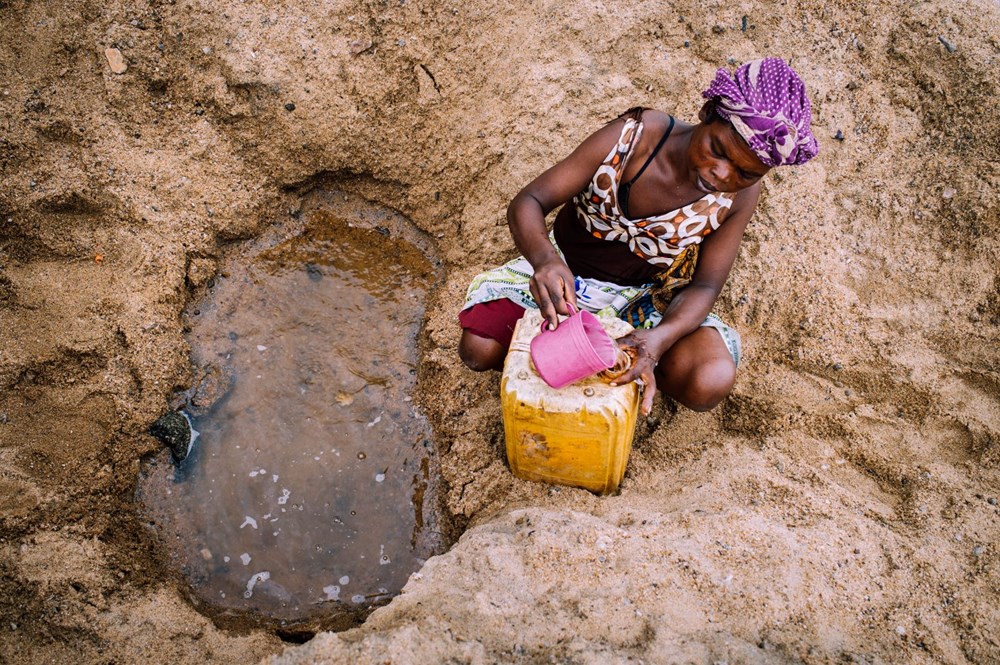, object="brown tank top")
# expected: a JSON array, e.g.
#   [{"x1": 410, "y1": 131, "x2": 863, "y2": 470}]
[{"x1": 556, "y1": 109, "x2": 735, "y2": 288}]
